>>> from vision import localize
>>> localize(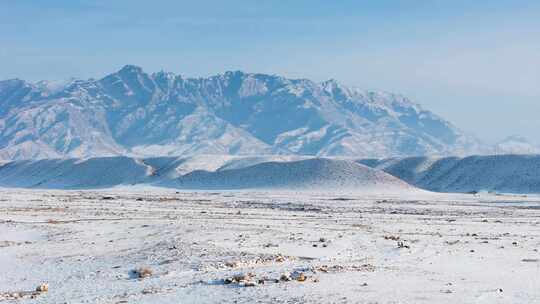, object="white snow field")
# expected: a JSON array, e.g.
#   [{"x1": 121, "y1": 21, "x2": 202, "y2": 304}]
[{"x1": 0, "y1": 188, "x2": 539, "y2": 303}]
